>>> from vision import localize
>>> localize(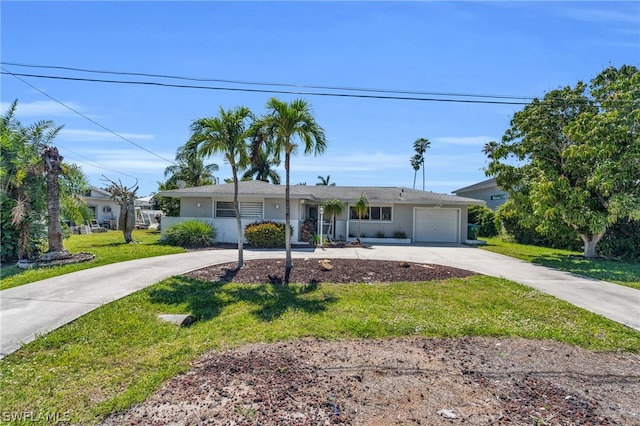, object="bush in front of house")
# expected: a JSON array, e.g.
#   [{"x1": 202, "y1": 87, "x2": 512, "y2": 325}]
[
  {"x1": 597, "y1": 219, "x2": 640, "y2": 261},
  {"x1": 244, "y1": 221, "x2": 292, "y2": 248},
  {"x1": 162, "y1": 220, "x2": 216, "y2": 247},
  {"x1": 468, "y1": 205, "x2": 499, "y2": 238}
]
